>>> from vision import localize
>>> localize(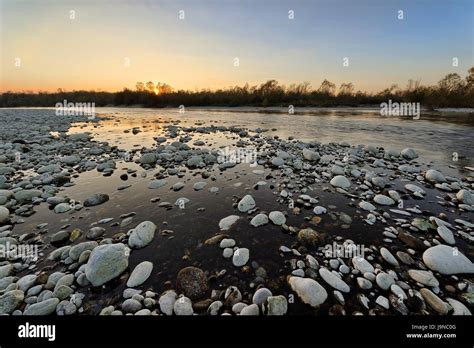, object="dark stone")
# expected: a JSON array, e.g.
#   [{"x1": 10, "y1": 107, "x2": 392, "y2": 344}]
[{"x1": 176, "y1": 266, "x2": 209, "y2": 300}]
